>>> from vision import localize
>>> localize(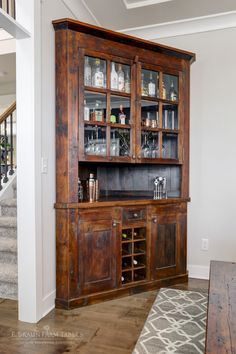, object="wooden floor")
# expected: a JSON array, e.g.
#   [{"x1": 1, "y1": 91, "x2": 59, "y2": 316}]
[{"x1": 0, "y1": 279, "x2": 208, "y2": 354}]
